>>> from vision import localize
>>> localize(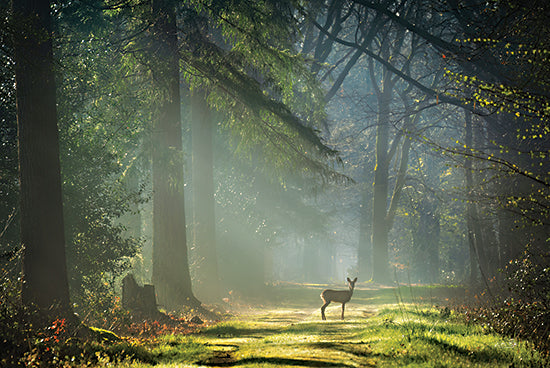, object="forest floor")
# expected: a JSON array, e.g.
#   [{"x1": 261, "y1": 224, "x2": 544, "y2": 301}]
[{"x1": 97, "y1": 283, "x2": 546, "y2": 367}]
